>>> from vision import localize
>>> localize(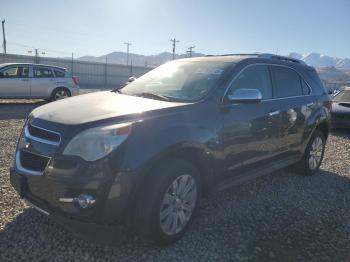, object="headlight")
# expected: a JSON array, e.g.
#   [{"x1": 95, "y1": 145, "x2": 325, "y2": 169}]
[{"x1": 63, "y1": 123, "x2": 132, "y2": 161}]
